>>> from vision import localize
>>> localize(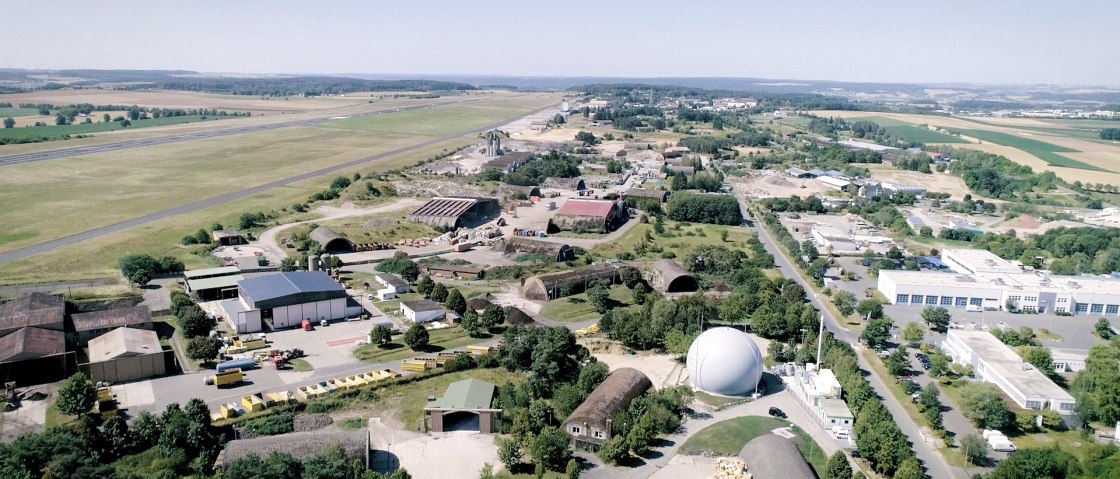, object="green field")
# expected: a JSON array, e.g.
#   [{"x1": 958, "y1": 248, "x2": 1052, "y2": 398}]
[
  {"x1": 0, "y1": 115, "x2": 234, "y2": 140},
  {"x1": 590, "y1": 221, "x2": 755, "y2": 262},
  {"x1": 956, "y1": 129, "x2": 1109, "y2": 171},
  {"x1": 352, "y1": 326, "x2": 480, "y2": 363},
  {"x1": 0, "y1": 107, "x2": 41, "y2": 117},
  {"x1": 678, "y1": 416, "x2": 828, "y2": 475},
  {"x1": 882, "y1": 125, "x2": 968, "y2": 144},
  {"x1": 323, "y1": 103, "x2": 534, "y2": 137},
  {"x1": 957, "y1": 117, "x2": 1111, "y2": 141},
  {"x1": 539, "y1": 284, "x2": 635, "y2": 323}
]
